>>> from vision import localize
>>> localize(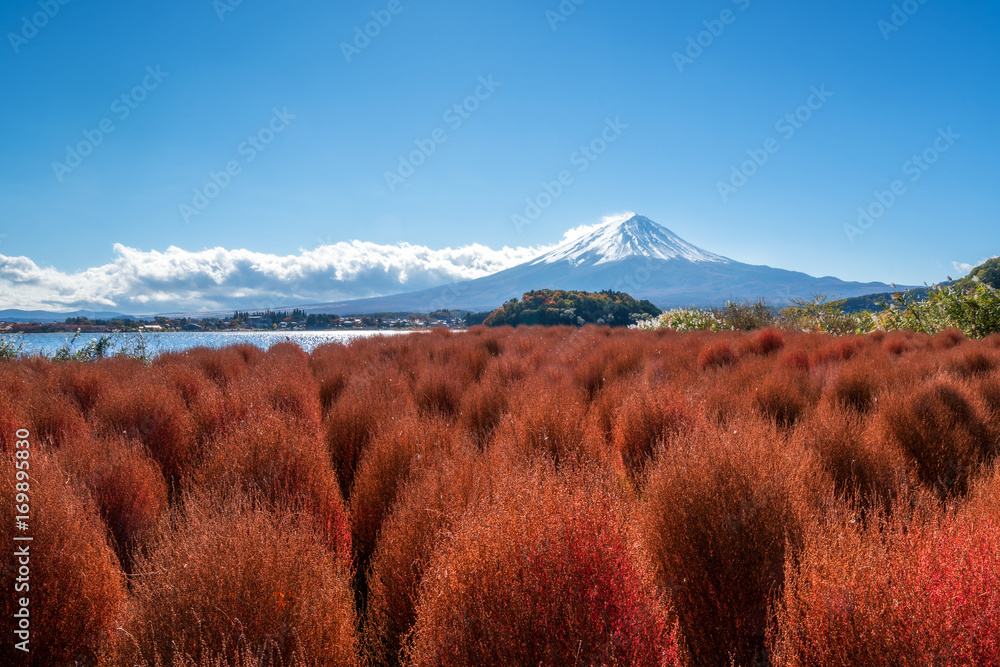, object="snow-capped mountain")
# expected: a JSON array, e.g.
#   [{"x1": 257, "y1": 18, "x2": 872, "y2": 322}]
[
  {"x1": 299, "y1": 213, "x2": 899, "y2": 314},
  {"x1": 533, "y1": 214, "x2": 729, "y2": 266}
]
